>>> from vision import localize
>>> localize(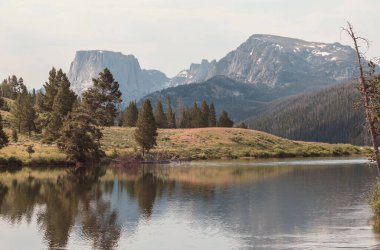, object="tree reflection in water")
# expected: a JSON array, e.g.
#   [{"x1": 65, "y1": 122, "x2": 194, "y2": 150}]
[{"x1": 0, "y1": 166, "x2": 182, "y2": 249}]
